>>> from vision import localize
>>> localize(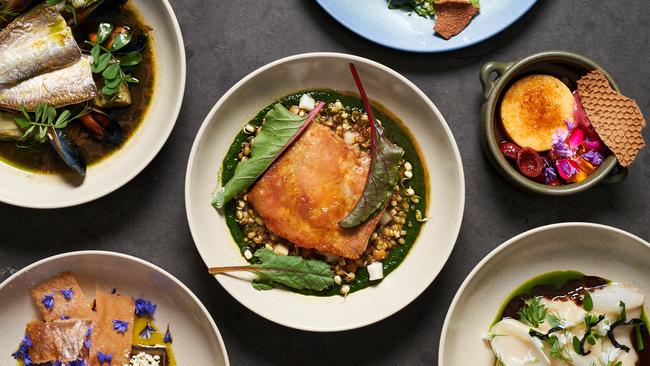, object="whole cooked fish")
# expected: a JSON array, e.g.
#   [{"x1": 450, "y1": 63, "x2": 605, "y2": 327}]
[
  {"x1": 0, "y1": 56, "x2": 97, "y2": 111},
  {"x1": 0, "y1": 5, "x2": 81, "y2": 85}
]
